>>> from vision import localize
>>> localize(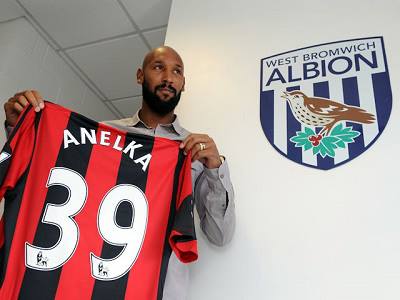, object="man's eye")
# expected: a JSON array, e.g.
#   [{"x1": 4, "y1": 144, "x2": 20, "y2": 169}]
[
  {"x1": 174, "y1": 69, "x2": 182, "y2": 75},
  {"x1": 154, "y1": 65, "x2": 162, "y2": 70}
]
